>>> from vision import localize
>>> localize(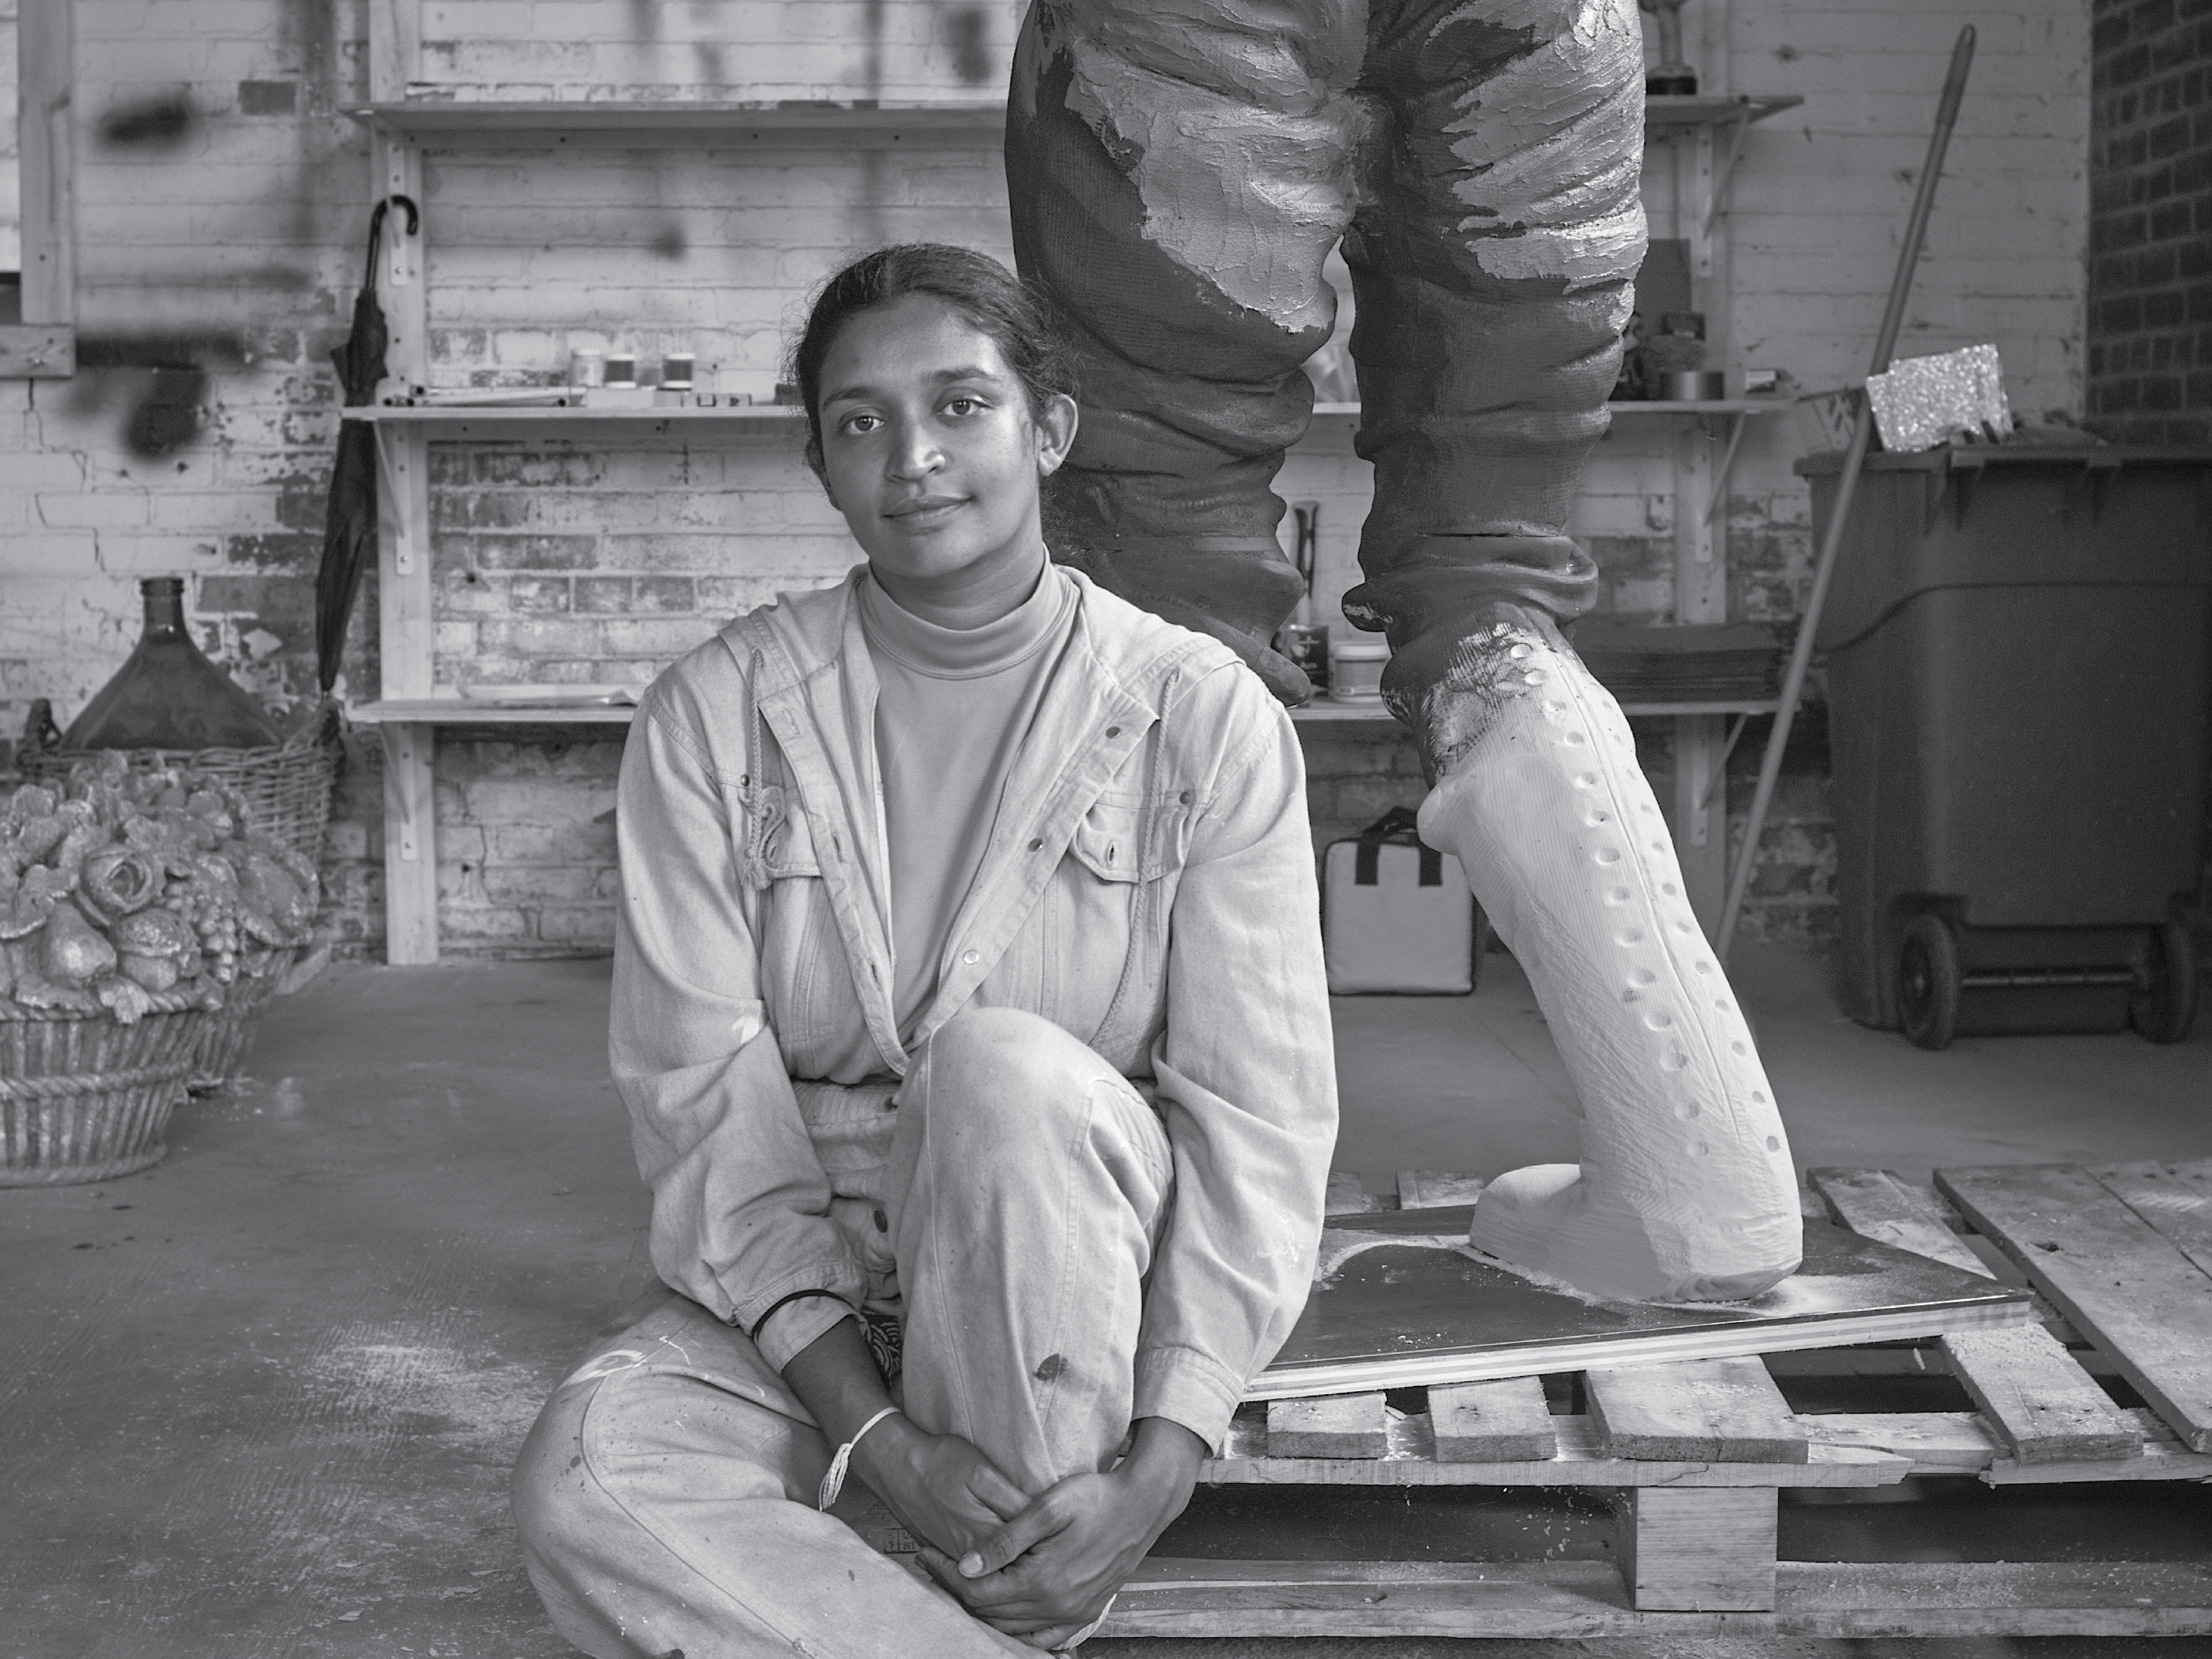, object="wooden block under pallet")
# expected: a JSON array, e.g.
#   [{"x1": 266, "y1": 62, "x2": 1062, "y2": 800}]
[
  {"x1": 1587, "y1": 1357, "x2": 1808, "y2": 1464},
  {"x1": 1618, "y1": 1486, "x2": 1779, "y2": 1612},
  {"x1": 1430, "y1": 1377, "x2": 1559, "y2": 1462},
  {"x1": 1267, "y1": 1392, "x2": 1389, "y2": 1459}
]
